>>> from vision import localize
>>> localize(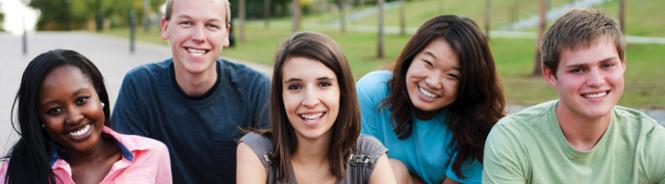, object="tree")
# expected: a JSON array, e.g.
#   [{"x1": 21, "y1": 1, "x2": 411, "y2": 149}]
[
  {"x1": 484, "y1": 0, "x2": 491, "y2": 40},
  {"x1": 532, "y1": 0, "x2": 547, "y2": 76},
  {"x1": 335, "y1": 0, "x2": 347, "y2": 33},
  {"x1": 398, "y1": 0, "x2": 405, "y2": 35},
  {"x1": 292, "y1": 0, "x2": 301, "y2": 32},
  {"x1": 377, "y1": 0, "x2": 385, "y2": 58},
  {"x1": 619, "y1": 0, "x2": 625, "y2": 33},
  {"x1": 263, "y1": 0, "x2": 270, "y2": 29},
  {"x1": 239, "y1": 0, "x2": 246, "y2": 42}
]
